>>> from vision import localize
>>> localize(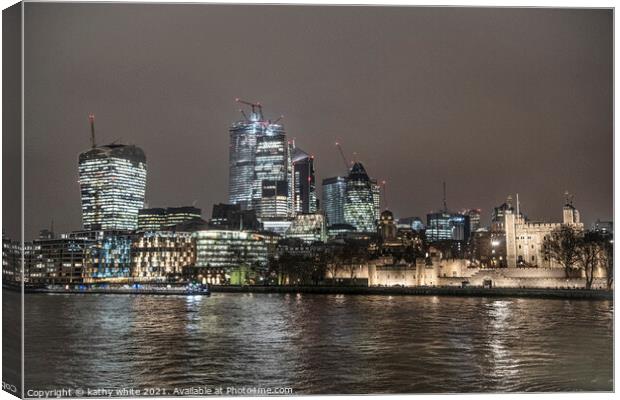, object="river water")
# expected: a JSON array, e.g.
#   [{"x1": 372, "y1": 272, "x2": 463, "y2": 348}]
[{"x1": 22, "y1": 292, "x2": 612, "y2": 394}]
